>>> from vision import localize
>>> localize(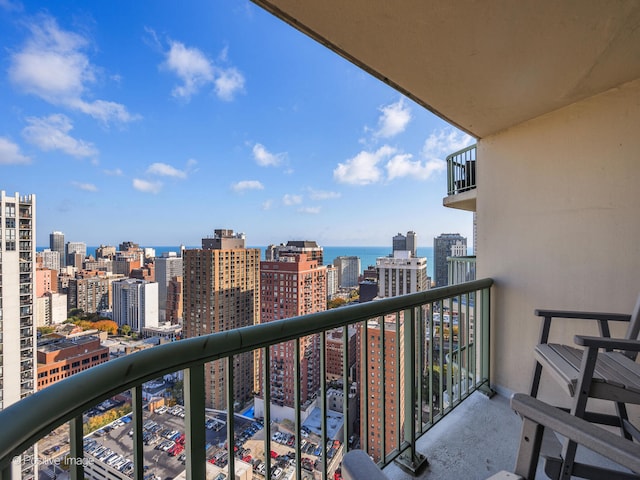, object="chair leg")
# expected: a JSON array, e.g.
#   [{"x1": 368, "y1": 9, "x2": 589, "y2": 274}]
[
  {"x1": 530, "y1": 361, "x2": 543, "y2": 398},
  {"x1": 560, "y1": 346, "x2": 599, "y2": 480},
  {"x1": 615, "y1": 402, "x2": 632, "y2": 440}
]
